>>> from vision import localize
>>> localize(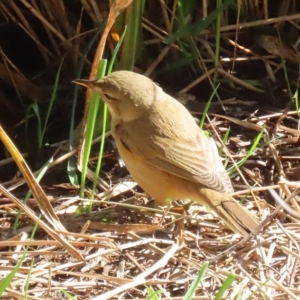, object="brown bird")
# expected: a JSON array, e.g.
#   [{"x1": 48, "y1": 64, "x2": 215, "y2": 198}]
[{"x1": 74, "y1": 71, "x2": 259, "y2": 236}]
